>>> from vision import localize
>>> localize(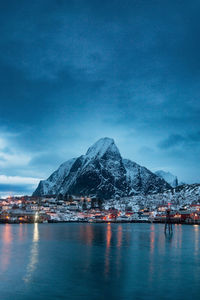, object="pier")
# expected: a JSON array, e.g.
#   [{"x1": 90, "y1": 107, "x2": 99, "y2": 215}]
[{"x1": 165, "y1": 208, "x2": 173, "y2": 234}]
